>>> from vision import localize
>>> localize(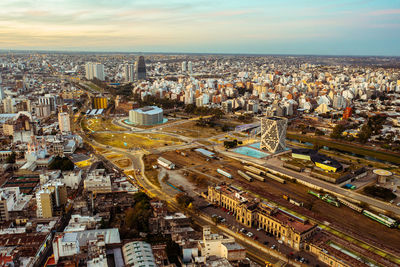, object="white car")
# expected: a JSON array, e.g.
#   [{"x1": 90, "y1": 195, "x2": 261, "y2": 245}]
[{"x1": 247, "y1": 232, "x2": 254, "y2": 237}]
